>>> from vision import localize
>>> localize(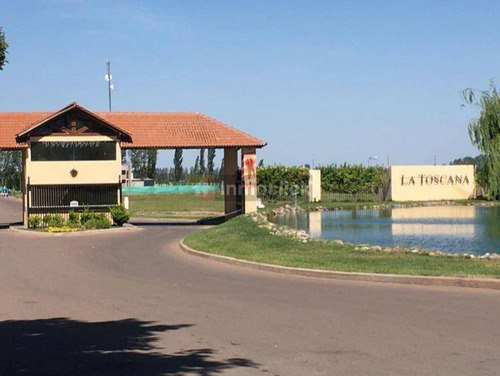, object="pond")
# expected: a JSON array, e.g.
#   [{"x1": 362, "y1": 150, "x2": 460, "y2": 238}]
[{"x1": 270, "y1": 205, "x2": 500, "y2": 255}]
